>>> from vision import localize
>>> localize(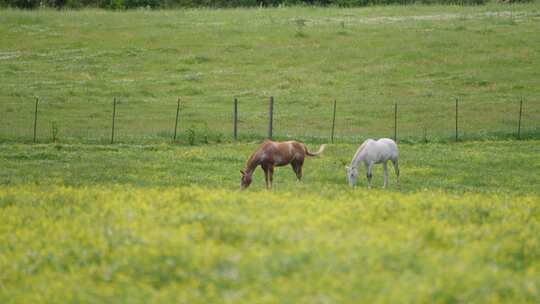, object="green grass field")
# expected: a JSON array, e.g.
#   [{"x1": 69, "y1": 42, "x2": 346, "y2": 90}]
[
  {"x1": 1, "y1": 140, "x2": 539, "y2": 194},
  {"x1": 1, "y1": 4, "x2": 540, "y2": 143},
  {"x1": 1, "y1": 140, "x2": 540, "y2": 302},
  {"x1": 2, "y1": 4, "x2": 540, "y2": 303}
]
